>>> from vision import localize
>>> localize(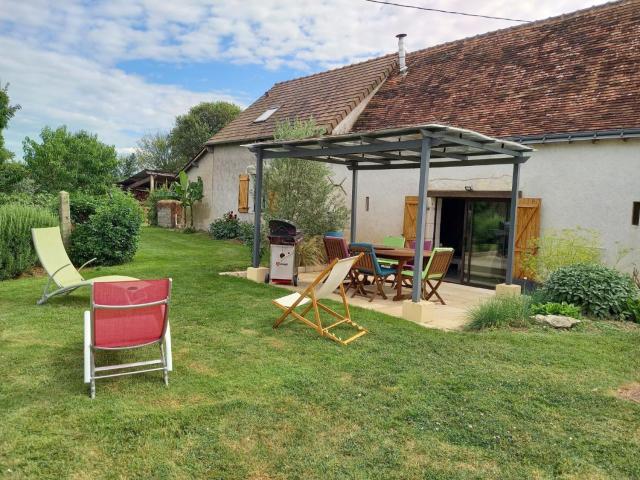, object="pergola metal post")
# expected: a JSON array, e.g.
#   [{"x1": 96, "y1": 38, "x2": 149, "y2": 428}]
[
  {"x1": 505, "y1": 162, "x2": 520, "y2": 284},
  {"x1": 411, "y1": 137, "x2": 432, "y2": 303},
  {"x1": 350, "y1": 168, "x2": 358, "y2": 244},
  {"x1": 252, "y1": 149, "x2": 264, "y2": 268}
]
